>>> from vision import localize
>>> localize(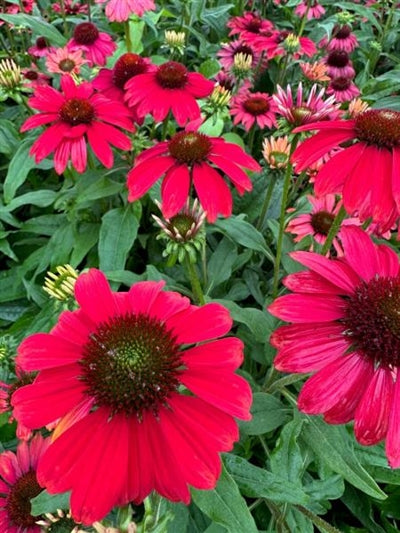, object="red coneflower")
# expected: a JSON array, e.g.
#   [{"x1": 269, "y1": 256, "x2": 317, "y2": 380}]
[
  {"x1": 12, "y1": 269, "x2": 252, "y2": 525},
  {"x1": 230, "y1": 88, "x2": 277, "y2": 131},
  {"x1": 269, "y1": 226, "x2": 400, "y2": 466},
  {"x1": 127, "y1": 128, "x2": 260, "y2": 221},
  {"x1": 20, "y1": 74, "x2": 133, "y2": 174}
]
